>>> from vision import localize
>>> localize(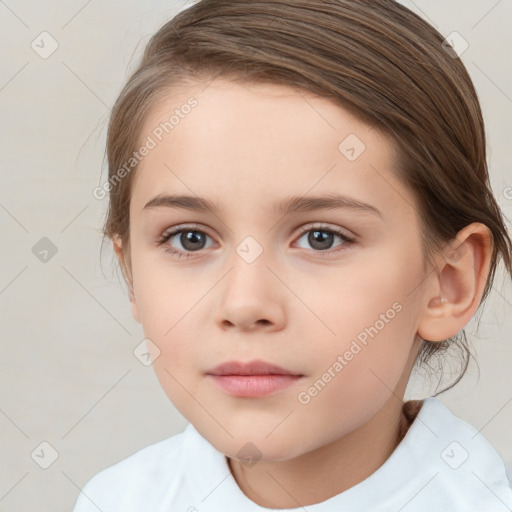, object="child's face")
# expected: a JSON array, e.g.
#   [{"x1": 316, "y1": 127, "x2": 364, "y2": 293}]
[{"x1": 118, "y1": 79, "x2": 430, "y2": 460}]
